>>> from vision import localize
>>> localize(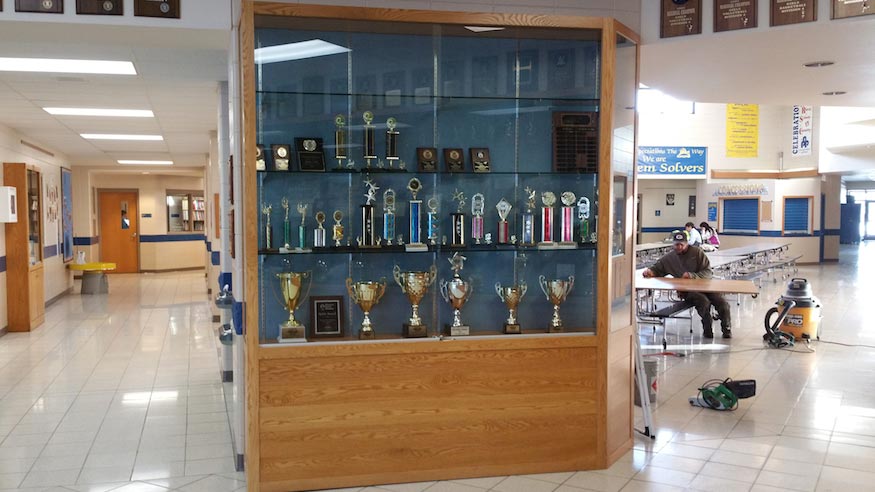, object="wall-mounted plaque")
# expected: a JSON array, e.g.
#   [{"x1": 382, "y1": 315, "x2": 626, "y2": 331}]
[
  {"x1": 309, "y1": 296, "x2": 344, "y2": 339},
  {"x1": 470, "y1": 148, "x2": 491, "y2": 173},
  {"x1": 134, "y1": 0, "x2": 179, "y2": 18},
  {"x1": 77, "y1": 0, "x2": 123, "y2": 15},
  {"x1": 271, "y1": 144, "x2": 292, "y2": 172},
  {"x1": 444, "y1": 148, "x2": 465, "y2": 173},
  {"x1": 295, "y1": 138, "x2": 325, "y2": 172},
  {"x1": 715, "y1": 0, "x2": 757, "y2": 32},
  {"x1": 417, "y1": 147, "x2": 437, "y2": 172},
  {"x1": 832, "y1": 0, "x2": 874, "y2": 19},
  {"x1": 16, "y1": 0, "x2": 63, "y2": 13},
  {"x1": 771, "y1": 0, "x2": 816, "y2": 26},
  {"x1": 660, "y1": 0, "x2": 702, "y2": 38}
]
